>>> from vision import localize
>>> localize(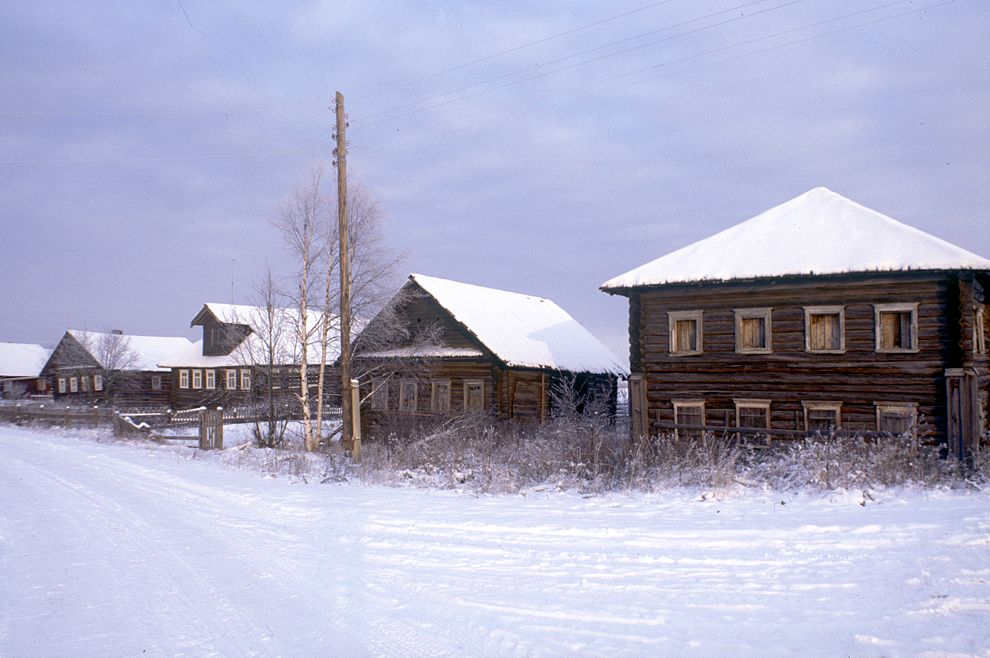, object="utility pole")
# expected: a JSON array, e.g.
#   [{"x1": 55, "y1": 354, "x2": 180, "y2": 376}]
[{"x1": 334, "y1": 91, "x2": 356, "y2": 455}]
